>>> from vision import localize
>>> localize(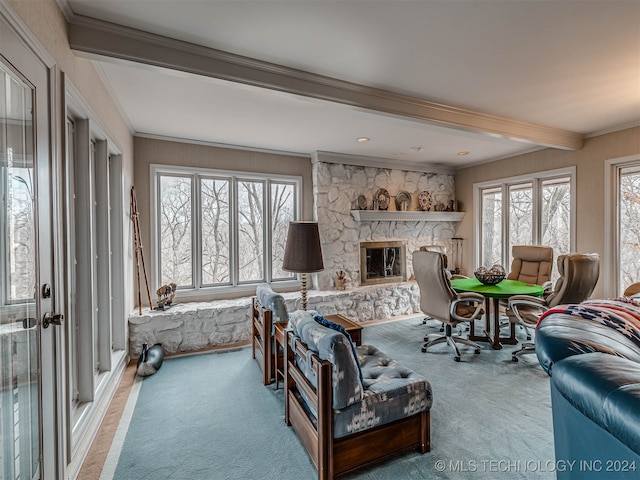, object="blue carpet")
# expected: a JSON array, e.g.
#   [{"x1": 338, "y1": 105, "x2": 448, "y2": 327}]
[{"x1": 108, "y1": 318, "x2": 555, "y2": 479}]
